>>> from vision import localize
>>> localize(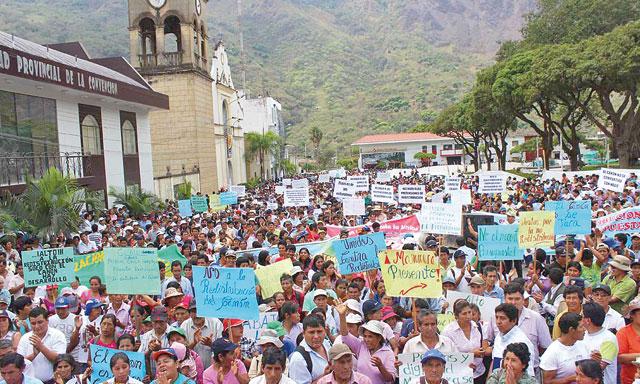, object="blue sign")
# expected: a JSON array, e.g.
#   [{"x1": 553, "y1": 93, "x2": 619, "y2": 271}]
[
  {"x1": 89, "y1": 345, "x2": 146, "y2": 384},
  {"x1": 219, "y1": 192, "x2": 239, "y2": 205},
  {"x1": 332, "y1": 232, "x2": 385, "y2": 274},
  {"x1": 193, "y1": 266, "x2": 259, "y2": 320},
  {"x1": 478, "y1": 224, "x2": 524, "y2": 260},
  {"x1": 178, "y1": 199, "x2": 192, "y2": 217},
  {"x1": 545, "y1": 200, "x2": 592, "y2": 235}
]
